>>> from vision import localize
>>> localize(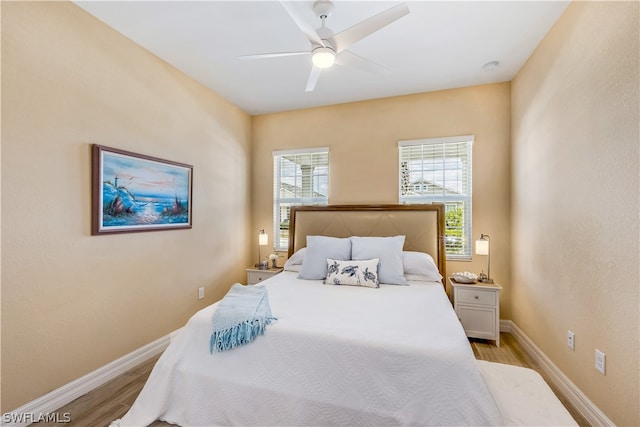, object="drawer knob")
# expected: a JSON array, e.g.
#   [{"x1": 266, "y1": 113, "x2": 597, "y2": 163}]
[{"x1": 474, "y1": 295, "x2": 479, "y2": 299}]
